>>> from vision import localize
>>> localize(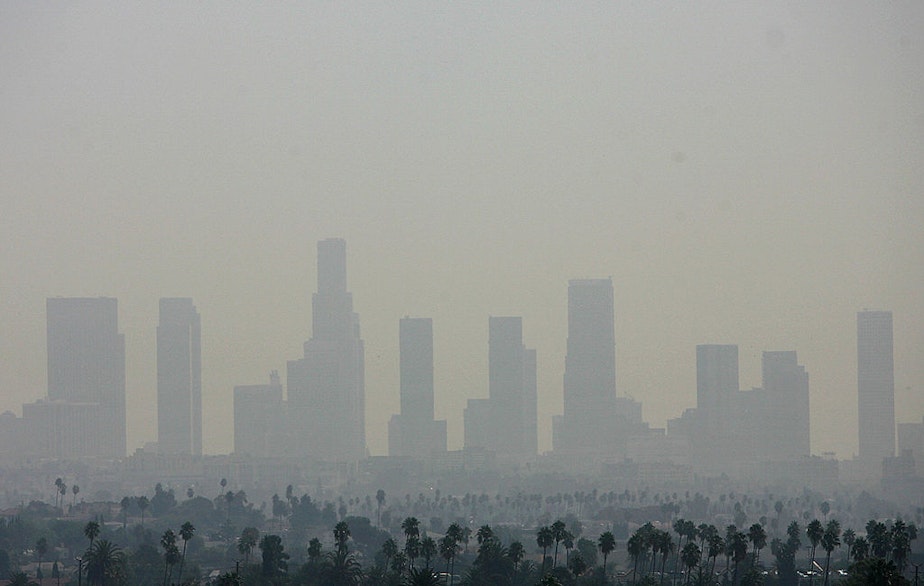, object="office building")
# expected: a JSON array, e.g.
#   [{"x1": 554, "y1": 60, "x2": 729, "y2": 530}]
[
  {"x1": 157, "y1": 298, "x2": 201, "y2": 455},
  {"x1": 464, "y1": 317, "x2": 537, "y2": 457},
  {"x1": 554, "y1": 279, "x2": 623, "y2": 454},
  {"x1": 389, "y1": 317, "x2": 447, "y2": 458},
  {"x1": 696, "y1": 345, "x2": 739, "y2": 411},
  {"x1": 857, "y1": 311, "x2": 895, "y2": 462},
  {"x1": 287, "y1": 239, "x2": 366, "y2": 461},
  {"x1": 234, "y1": 372, "x2": 285, "y2": 458},
  {"x1": 46, "y1": 297, "x2": 126, "y2": 458}
]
